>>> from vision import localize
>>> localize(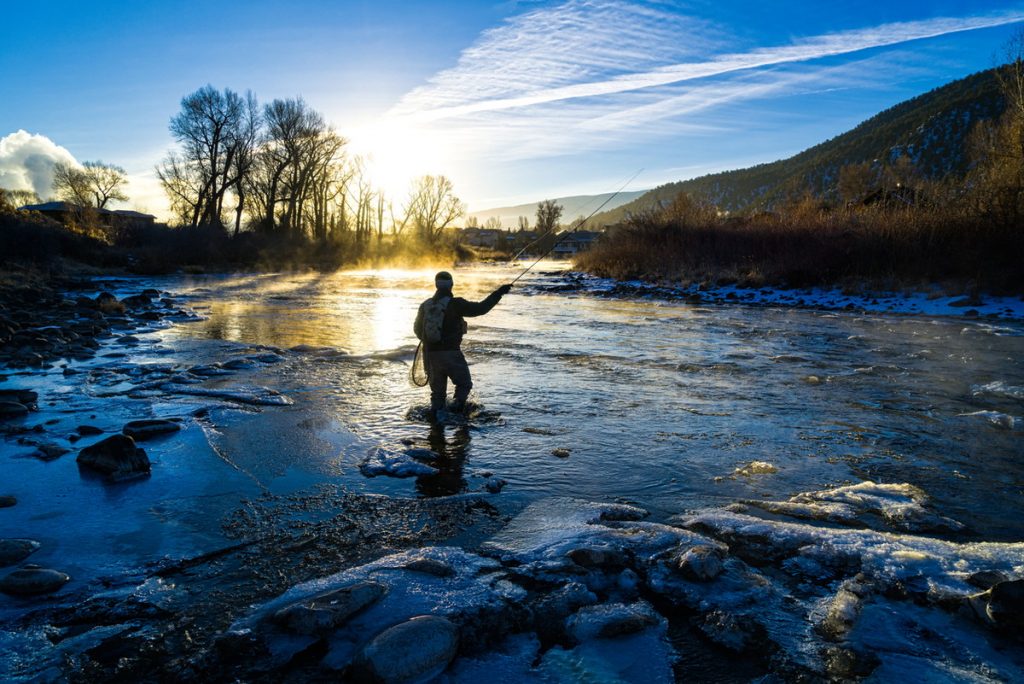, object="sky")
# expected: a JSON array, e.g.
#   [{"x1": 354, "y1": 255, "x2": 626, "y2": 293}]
[{"x1": 1, "y1": 0, "x2": 1022, "y2": 221}]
